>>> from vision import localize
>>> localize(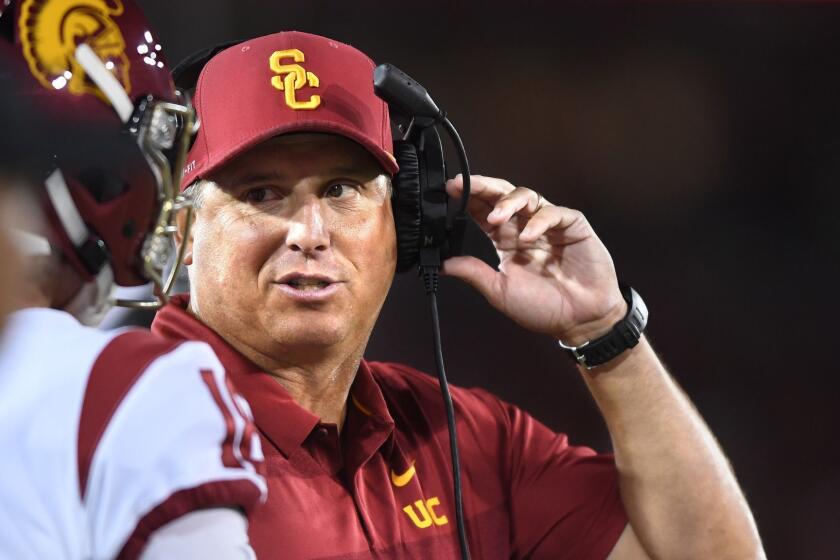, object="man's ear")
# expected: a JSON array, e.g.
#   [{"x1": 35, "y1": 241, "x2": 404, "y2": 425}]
[{"x1": 175, "y1": 206, "x2": 195, "y2": 266}]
